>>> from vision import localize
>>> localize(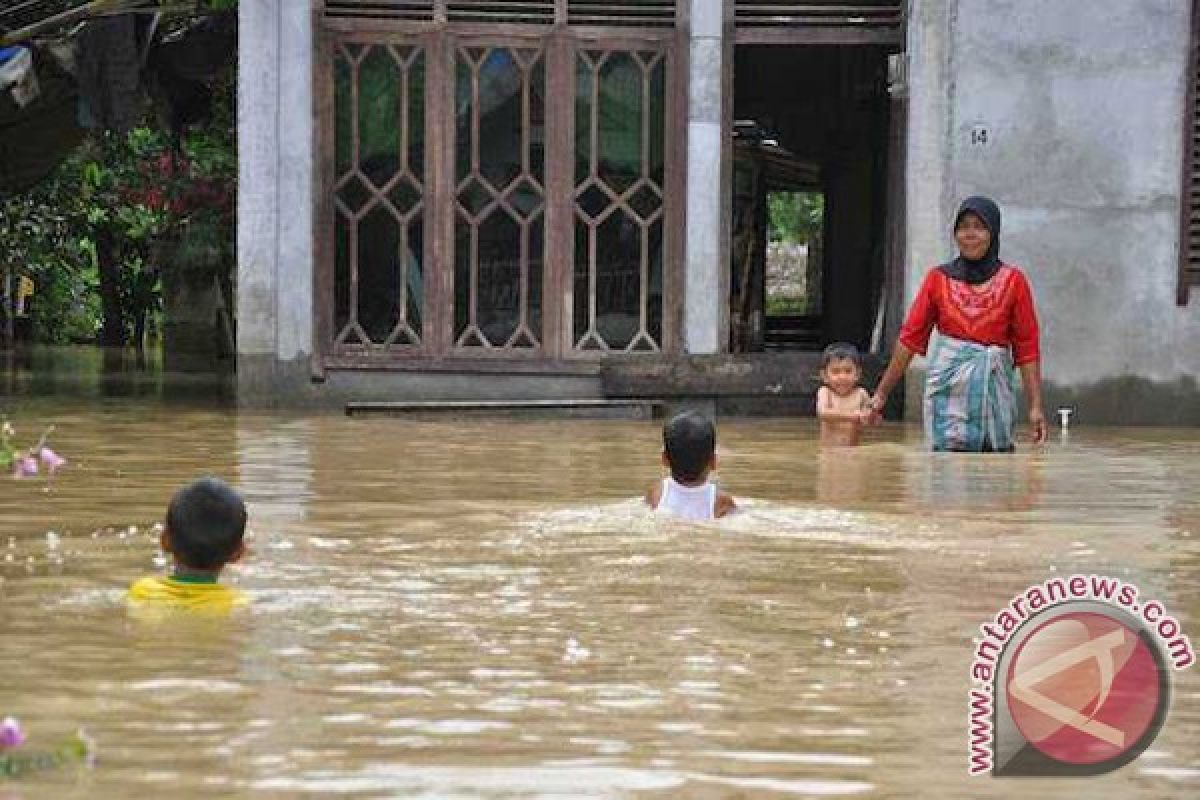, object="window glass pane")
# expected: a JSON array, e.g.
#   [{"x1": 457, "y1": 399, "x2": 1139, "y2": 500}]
[
  {"x1": 597, "y1": 53, "x2": 642, "y2": 194},
  {"x1": 358, "y1": 47, "x2": 401, "y2": 187}
]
